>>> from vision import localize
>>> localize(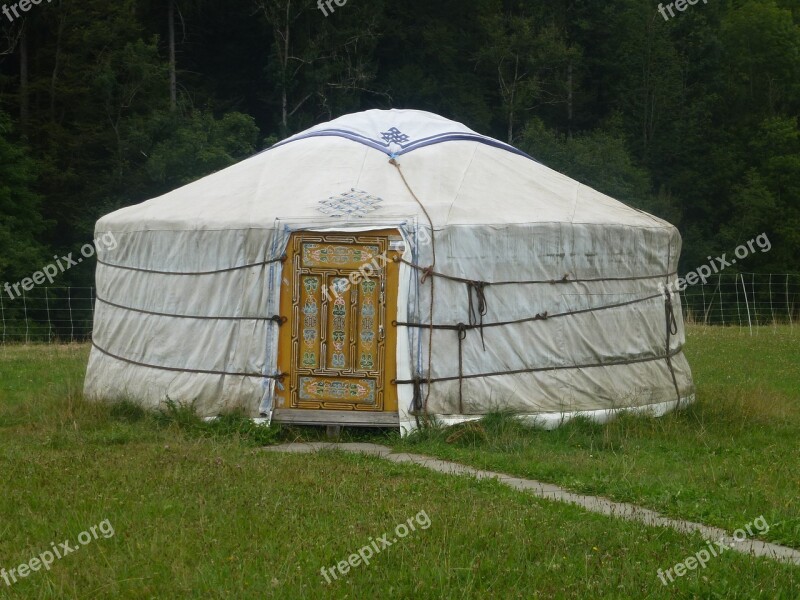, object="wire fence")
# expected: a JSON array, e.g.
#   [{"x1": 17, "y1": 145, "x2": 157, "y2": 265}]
[
  {"x1": 679, "y1": 273, "x2": 799, "y2": 333},
  {"x1": 0, "y1": 287, "x2": 95, "y2": 344},
  {"x1": 0, "y1": 274, "x2": 797, "y2": 343}
]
